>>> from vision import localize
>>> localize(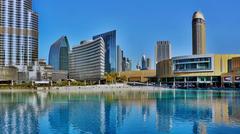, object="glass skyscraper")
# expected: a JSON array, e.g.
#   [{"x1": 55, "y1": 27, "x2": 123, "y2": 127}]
[
  {"x1": 93, "y1": 30, "x2": 116, "y2": 73},
  {"x1": 141, "y1": 55, "x2": 147, "y2": 70},
  {"x1": 49, "y1": 36, "x2": 70, "y2": 71},
  {"x1": 0, "y1": 0, "x2": 38, "y2": 67}
]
